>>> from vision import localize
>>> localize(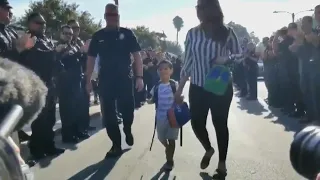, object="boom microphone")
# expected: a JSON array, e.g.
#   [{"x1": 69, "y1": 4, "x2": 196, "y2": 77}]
[{"x1": 0, "y1": 58, "x2": 48, "y2": 131}]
